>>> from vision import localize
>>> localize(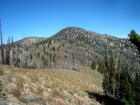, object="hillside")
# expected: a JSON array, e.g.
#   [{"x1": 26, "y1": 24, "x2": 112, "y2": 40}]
[
  {"x1": 13, "y1": 37, "x2": 46, "y2": 47},
  {"x1": 0, "y1": 27, "x2": 139, "y2": 74},
  {"x1": 0, "y1": 64, "x2": 103, "y2": 105},
  {"x1": 31, "y1": 27, "x2": 139, "y2": 73}
]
